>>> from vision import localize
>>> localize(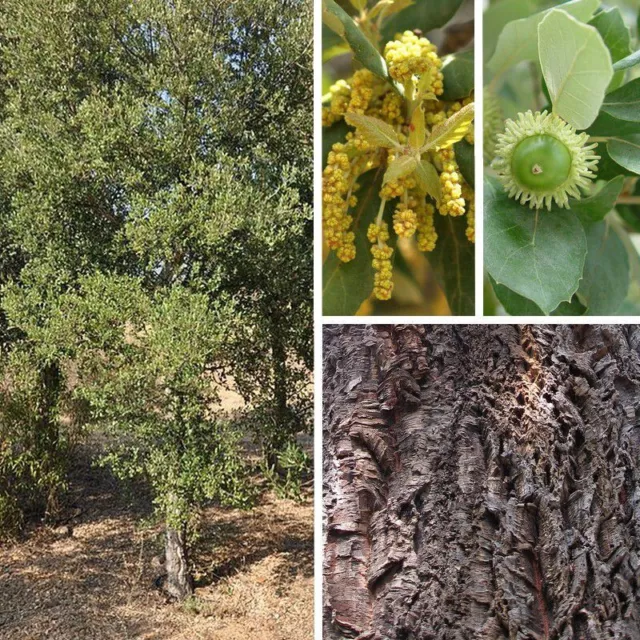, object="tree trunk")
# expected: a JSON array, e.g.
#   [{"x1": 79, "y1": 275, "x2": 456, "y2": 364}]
[
  {"x1": 165, "y1": 523, "x2": 193, "y2": 601},
  {"x1": 37, "y1": 361, "x2": 62, "y2": 518},
  {"x1": 271, "y1": 313, "x2": 290, "y2": 441},
  {"x1": 267, "y1": 313, "x2": 293, "y2": 471},
  {"x1": 323, "y1": 325, "x2": 640, "y2": 640}
]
